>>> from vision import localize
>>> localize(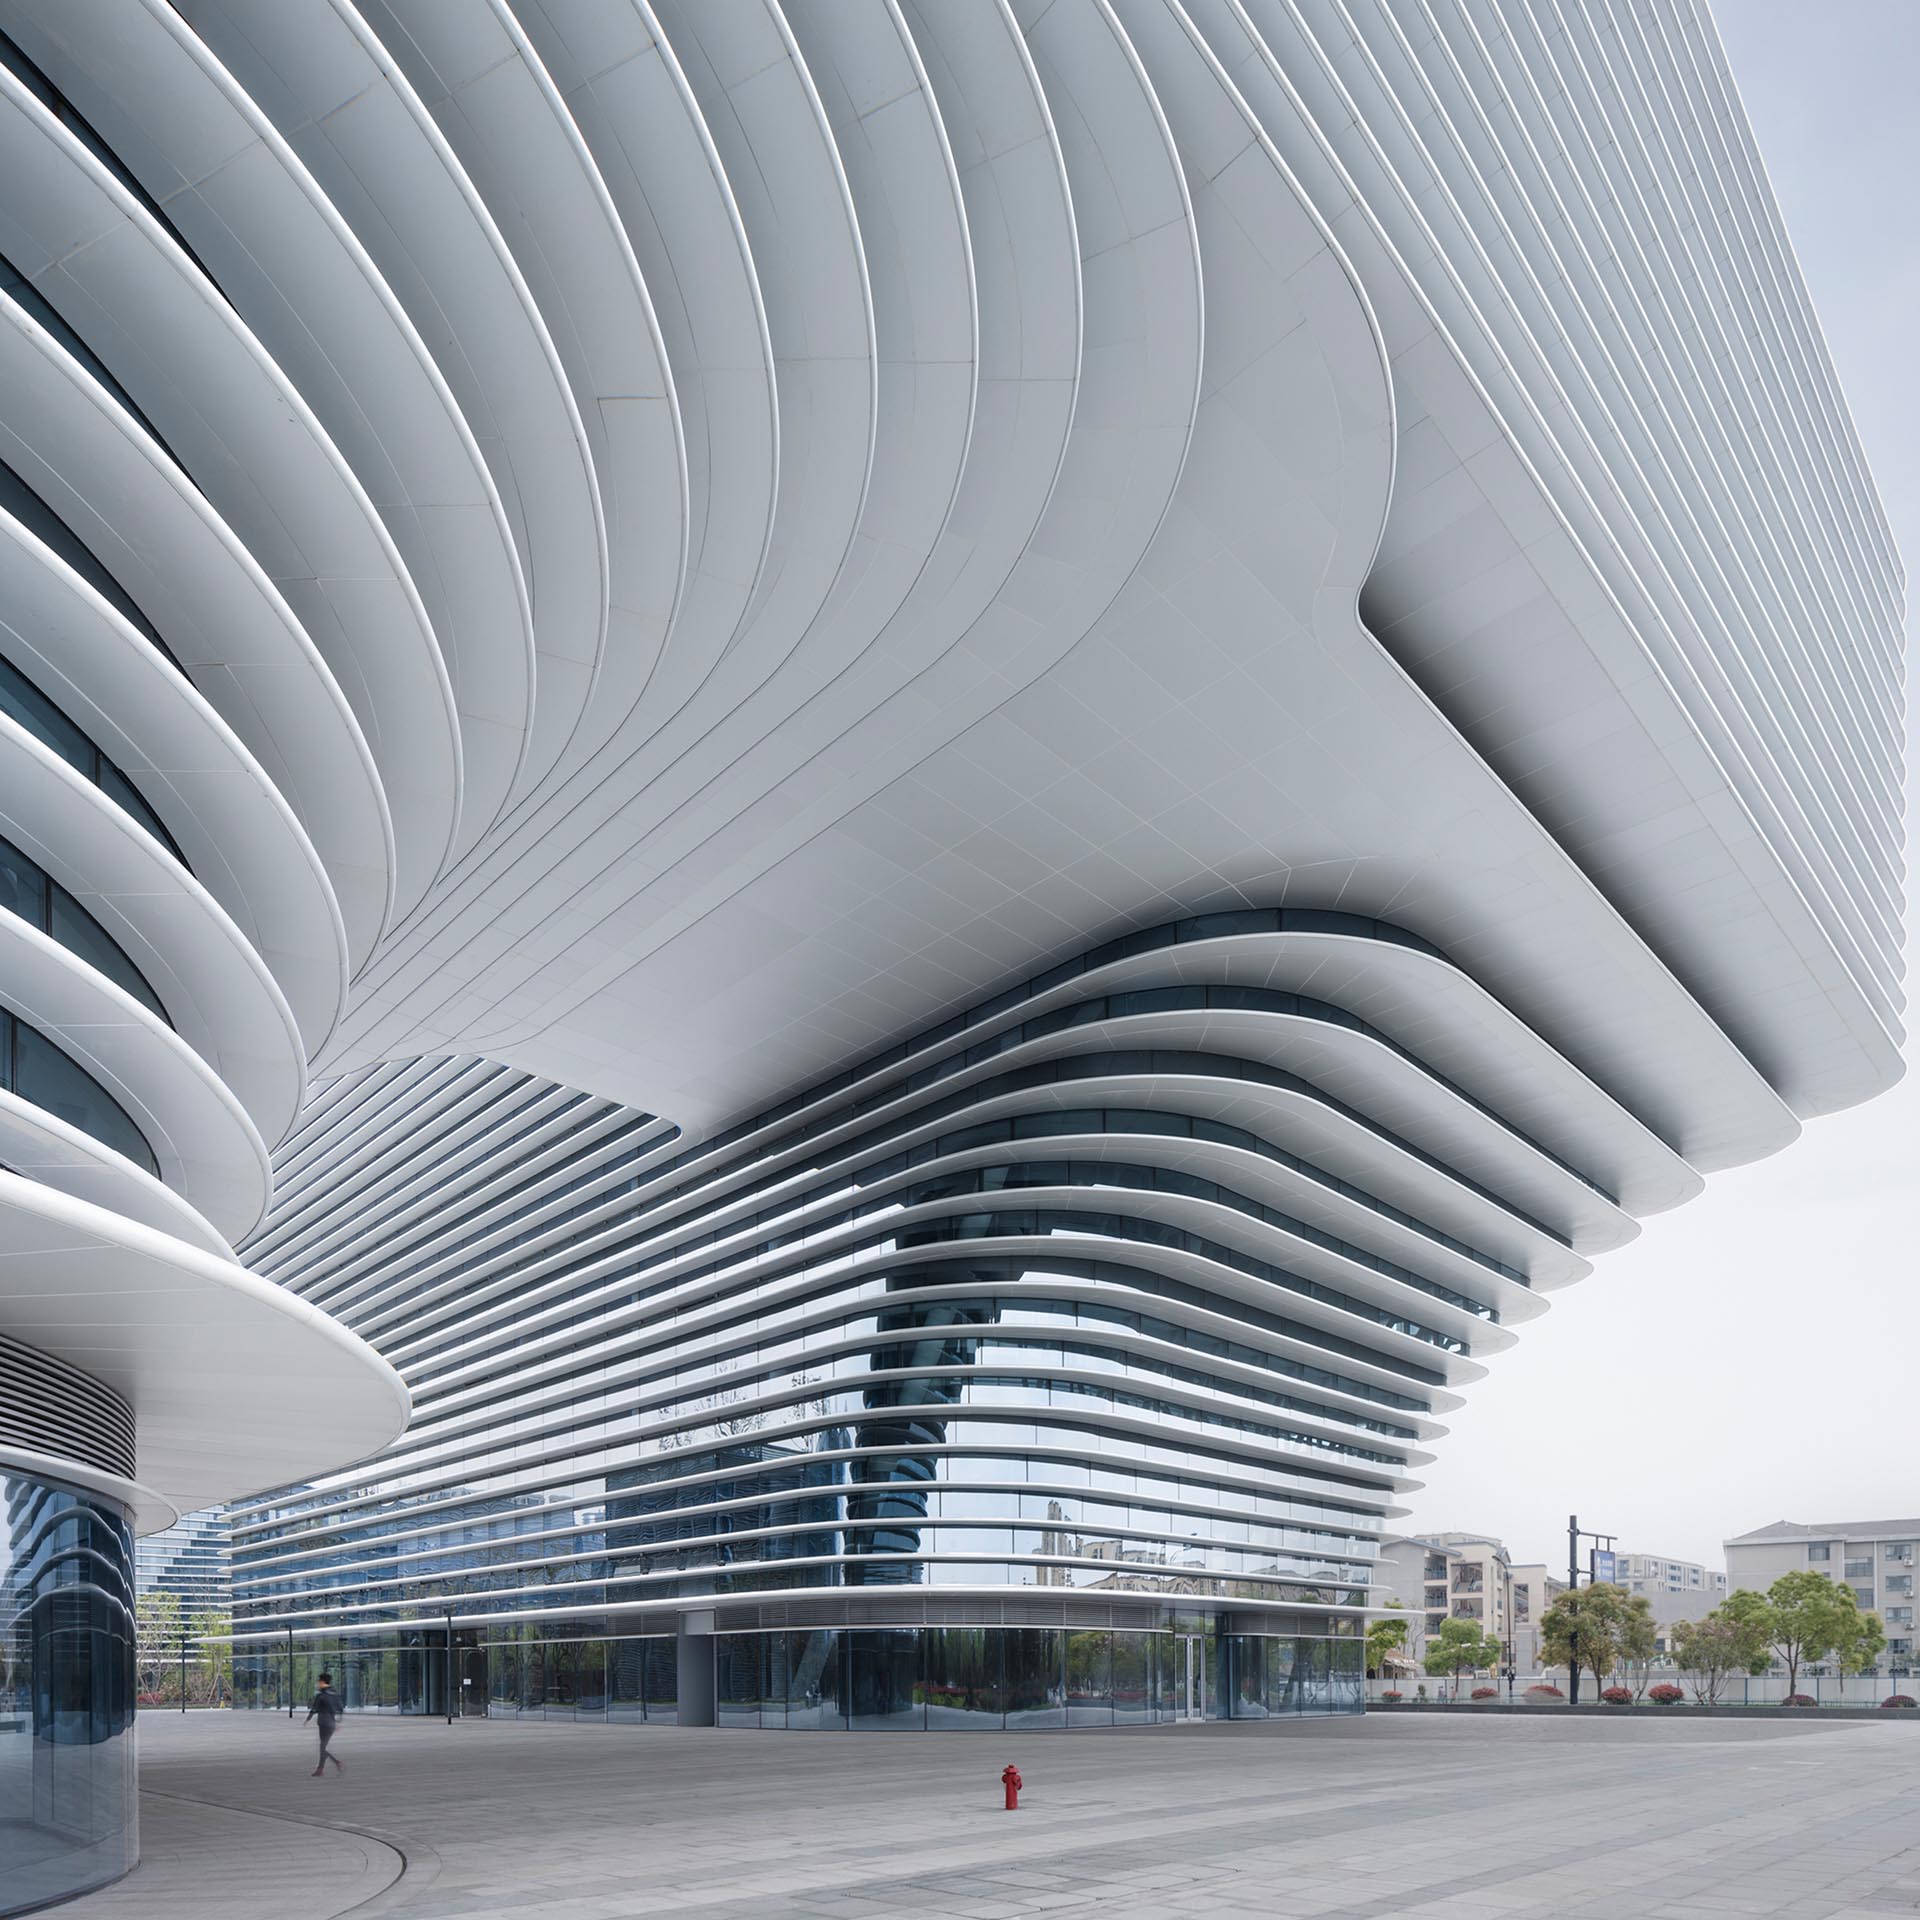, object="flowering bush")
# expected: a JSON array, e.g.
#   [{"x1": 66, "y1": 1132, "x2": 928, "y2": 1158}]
[
  {"x1": 1524, "y1": 1683, "x2": 1564, "y2": 1701},
  {"x1": 1470, "y1": 1686, "x2": 1498, "y2": 1700},
  {"x1": 1380, "y1": 1690, "x2": 1403, "y2": 1703},
  {"x1": 1600, "y1": 1686, "x2": 1632, "y2": 1705},
  {"x1": 1881, "y1": 1695, "x2": 1917, "y2": 1710},
  {"x1": 1648, "y1": 1683, "x2": 1685, "y2": 1706},
  {"x1": 1783, "y1": 1693, "x2": 1817, "y2": 1707}
]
